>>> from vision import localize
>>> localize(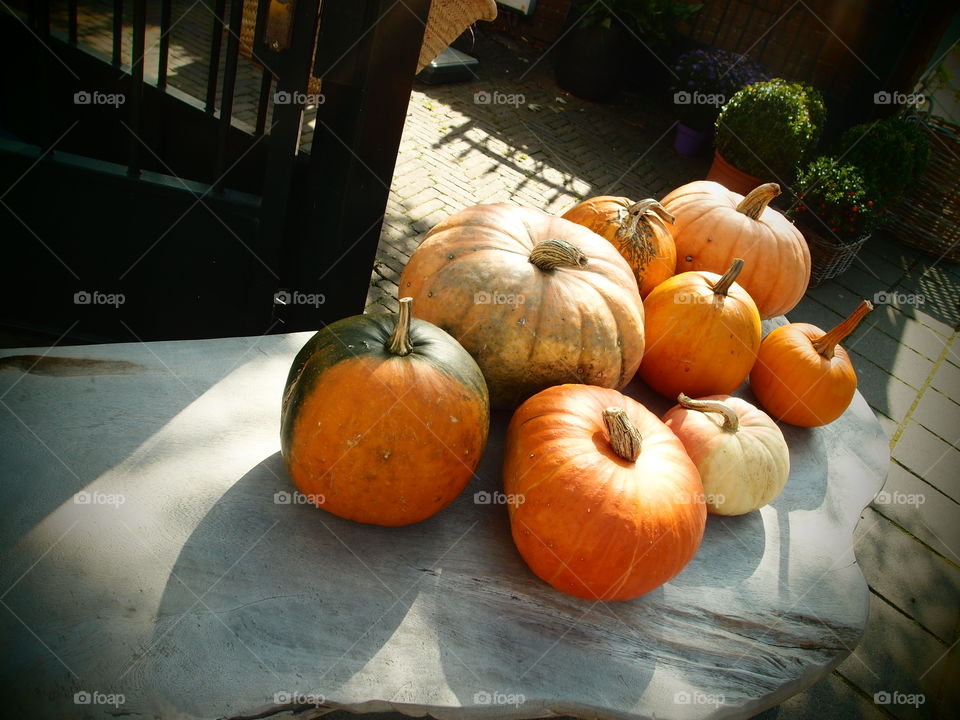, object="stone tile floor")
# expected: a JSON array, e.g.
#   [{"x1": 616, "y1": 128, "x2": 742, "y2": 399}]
[{"x1": 29, "y1": 2, "x2": 960, "y2": 718}]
